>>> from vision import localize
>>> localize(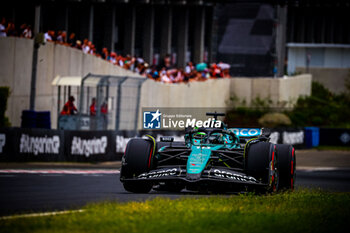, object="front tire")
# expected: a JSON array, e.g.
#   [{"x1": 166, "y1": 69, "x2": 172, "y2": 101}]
[{"x1": 120, "y1": 139, "x2": 154, "y2": 193}]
